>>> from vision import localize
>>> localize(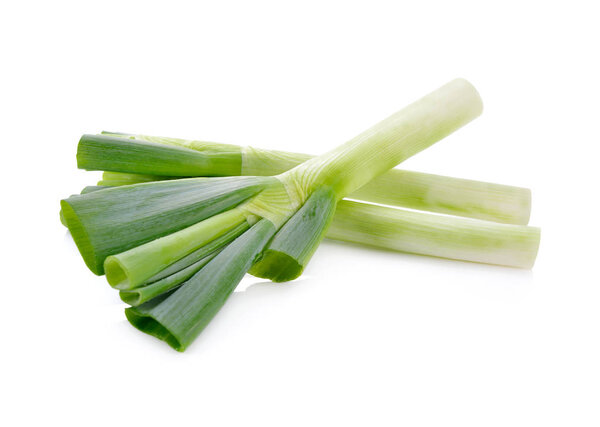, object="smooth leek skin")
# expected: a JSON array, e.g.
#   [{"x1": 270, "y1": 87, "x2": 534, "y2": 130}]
[
  {"x1": 249, "y1": 186, "x2": 337, "y2": 282},
  {"x1": 348, "y1": 170, "x2": 531, "y2": 225},
  {"x1": 61, "y1": 176, "x2": 272, "y2": 274},
  {"x1": 278, "y1": 79, "x2": 483, "y2": 202},
  {"x1": 329, "y1": 201, "x2": 540, "y2": 269},
  {"x1": 77, "y1": 134, "x2": 241, "y2": 177},
  {"x1": 125, "y1": 219, "x2": 276, "y2": 352}
]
